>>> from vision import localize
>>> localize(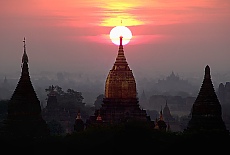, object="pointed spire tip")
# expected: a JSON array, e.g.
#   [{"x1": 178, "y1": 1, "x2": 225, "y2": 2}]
[
  {"x1": 119, "y1": 36, "x2": 123, "y2": 46},
  {"x1": 22, "y1": 37, "x2": 28, "y2": 63},
  {"x1": 205, "y1": 65, "x2": 211, "y2": 79}
]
